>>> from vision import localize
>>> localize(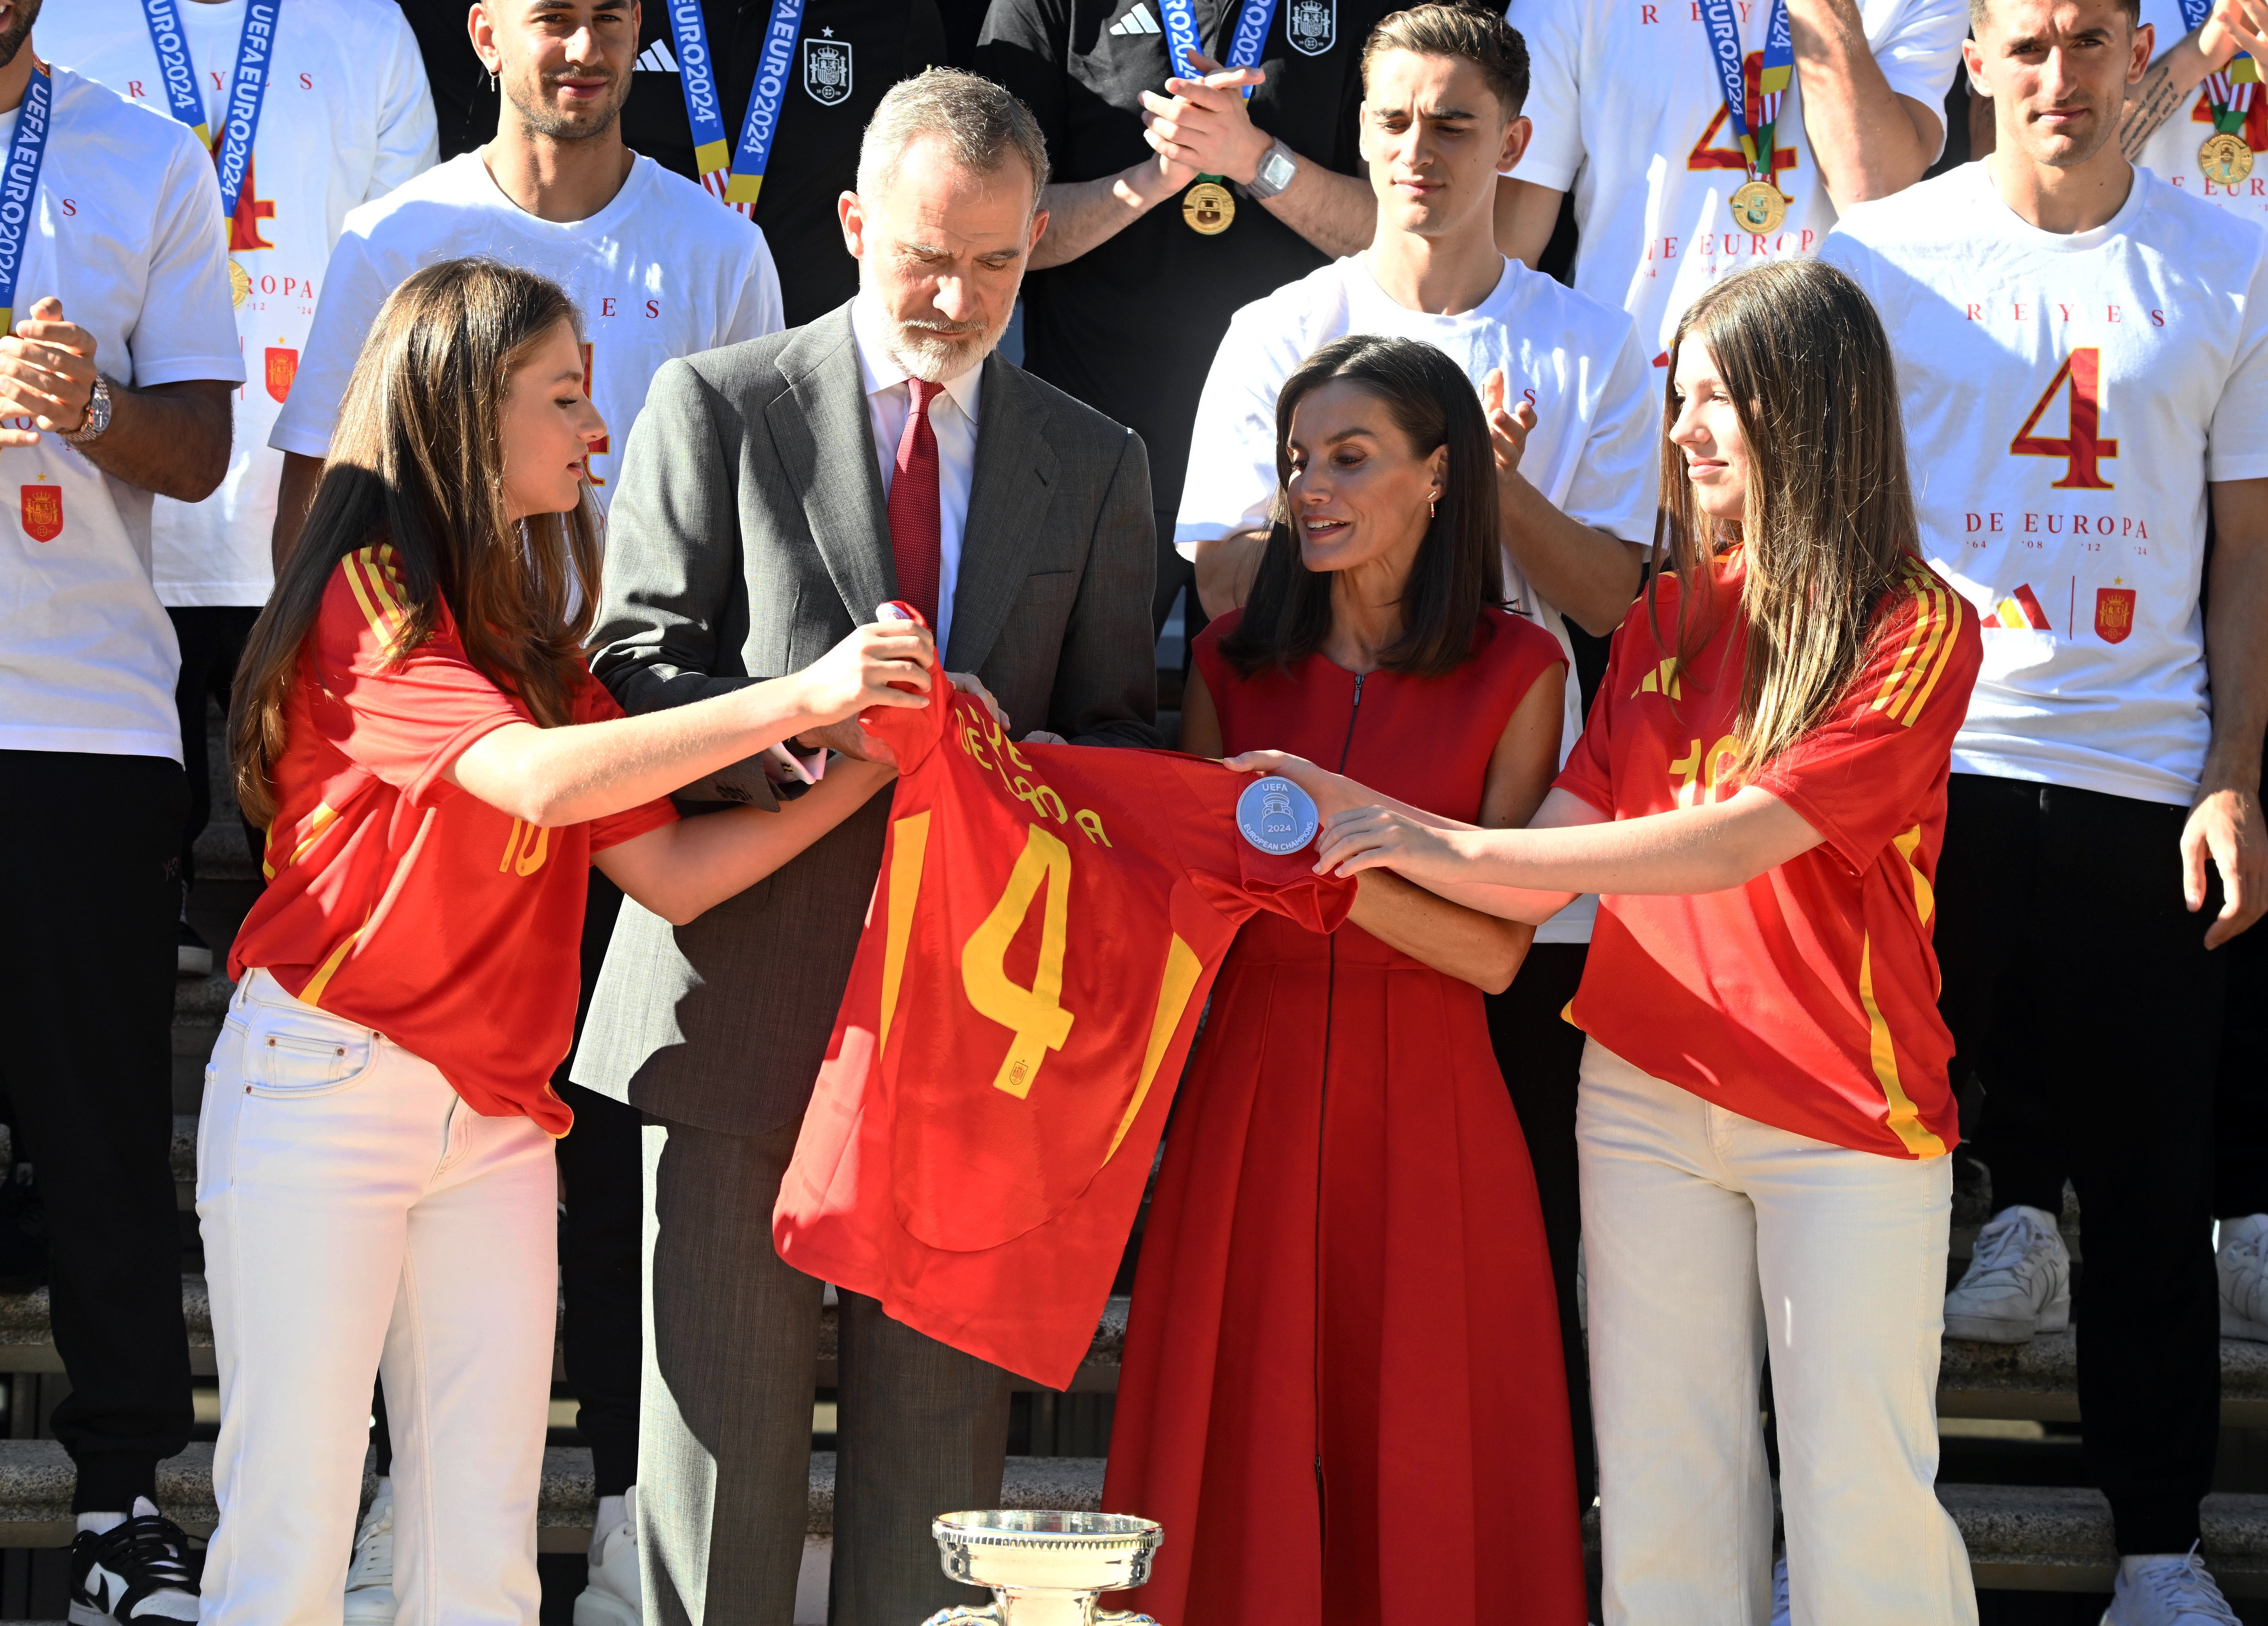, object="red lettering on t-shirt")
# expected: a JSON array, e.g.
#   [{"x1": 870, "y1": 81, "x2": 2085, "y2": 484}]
[
  {"x1": 1990, "y1": 513, "x2": 2004, "y2": 532},
  {"x1": 1966, "y1": 512, "x2": 1983, "y2": 532},
  {"x1": 2023, "y1": 513, "x2": 2038, "y2": 533},
  {"x1": 601, "y1": 297, "x2": 618, "y2": 318},
  {"x1": 59, "y1": 198, "x2": 74, "y2": 216},
  {"x1": 299, "y1": 72, "x2": 313, "y2": 89},
  {"x1": 2151, "y1": 310, "x2": 2167, "y2": 326},
  {"x1": 128, "y1": 80, "x2": 146, "y2": 99},
  {"x1": 1967, "y1": 304, "x2": 1982, "y2": 321},
  {"x1": 2013, "y1": 303, "x2": 2028, "y2": 321},
  {"x1": 645, "y1": 299, "x2": 660, "y2": 317},
  {"x1": 2108, "y1": 306, "x2": 2121, "y2": 322},
  {"x1": 2057, "y1": 304, "x2": 2072, "y2": 323},
  {"x1": 1641, "y1": 3, "x2": 1658, "y2": 20},
  {"x1": 208, "y1": 69, "x2": 223, "y2": 92}
]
